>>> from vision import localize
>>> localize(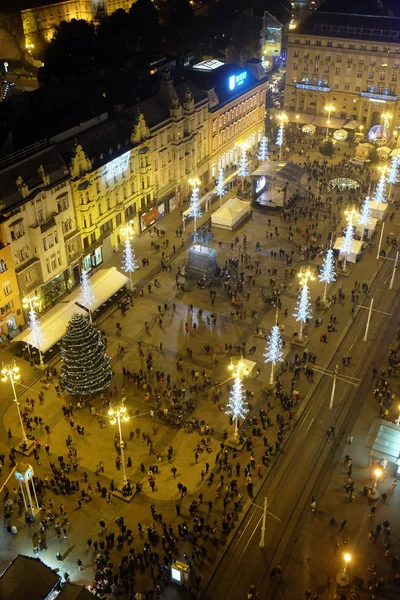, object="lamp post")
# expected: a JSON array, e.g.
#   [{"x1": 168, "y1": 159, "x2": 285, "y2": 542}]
[
  {"x1": 373, "y1": 468, "x2": 382, "y2": 494},
  {"x1": 227, "y1": 358, "x2": 249, "y2": 440},
  {"x1": 357, "y1": 124, "x2": 364, "y2": 138},
  {"x1": 188, "y1": 177, "x2": 201, "y2": 233},
  {"x1": 276, "y1": 113, "x2": 288, "y2": 159},
  {"x1": 121, "y1": 219, "x2": 136, "y2": 290},
  {"x1": 293, "y1": 267, "x2": 315, "y2": 340},
  {"x1": 324, "y1": 104, "x2": 335, "y2": 139},
  {"x1": 336, "y1": 552, "x2": 352, "y2": 586},
  {"x1": 1, "y1": 362, "x2": 28, "y2": 443},
  {"x1": 22, "y1": 295, "x2": 43, "y2": 366},
  {"x1": 108, "y1": 402, "x2": 129, "y2": 487}
]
